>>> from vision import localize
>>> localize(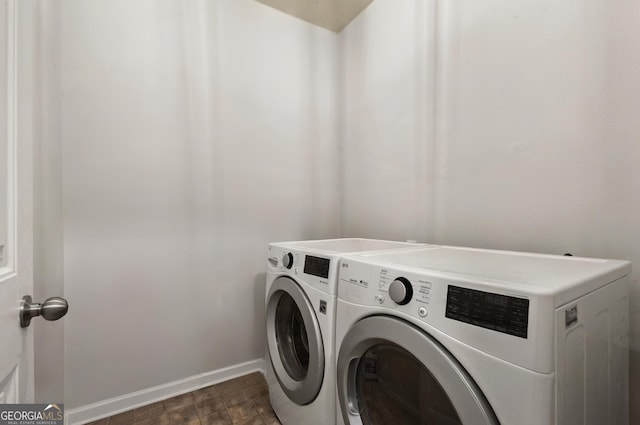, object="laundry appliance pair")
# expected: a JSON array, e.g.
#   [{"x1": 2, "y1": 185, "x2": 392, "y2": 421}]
[{"x1": 266, "y1": 240, "x2": 630, "y2": 425}]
